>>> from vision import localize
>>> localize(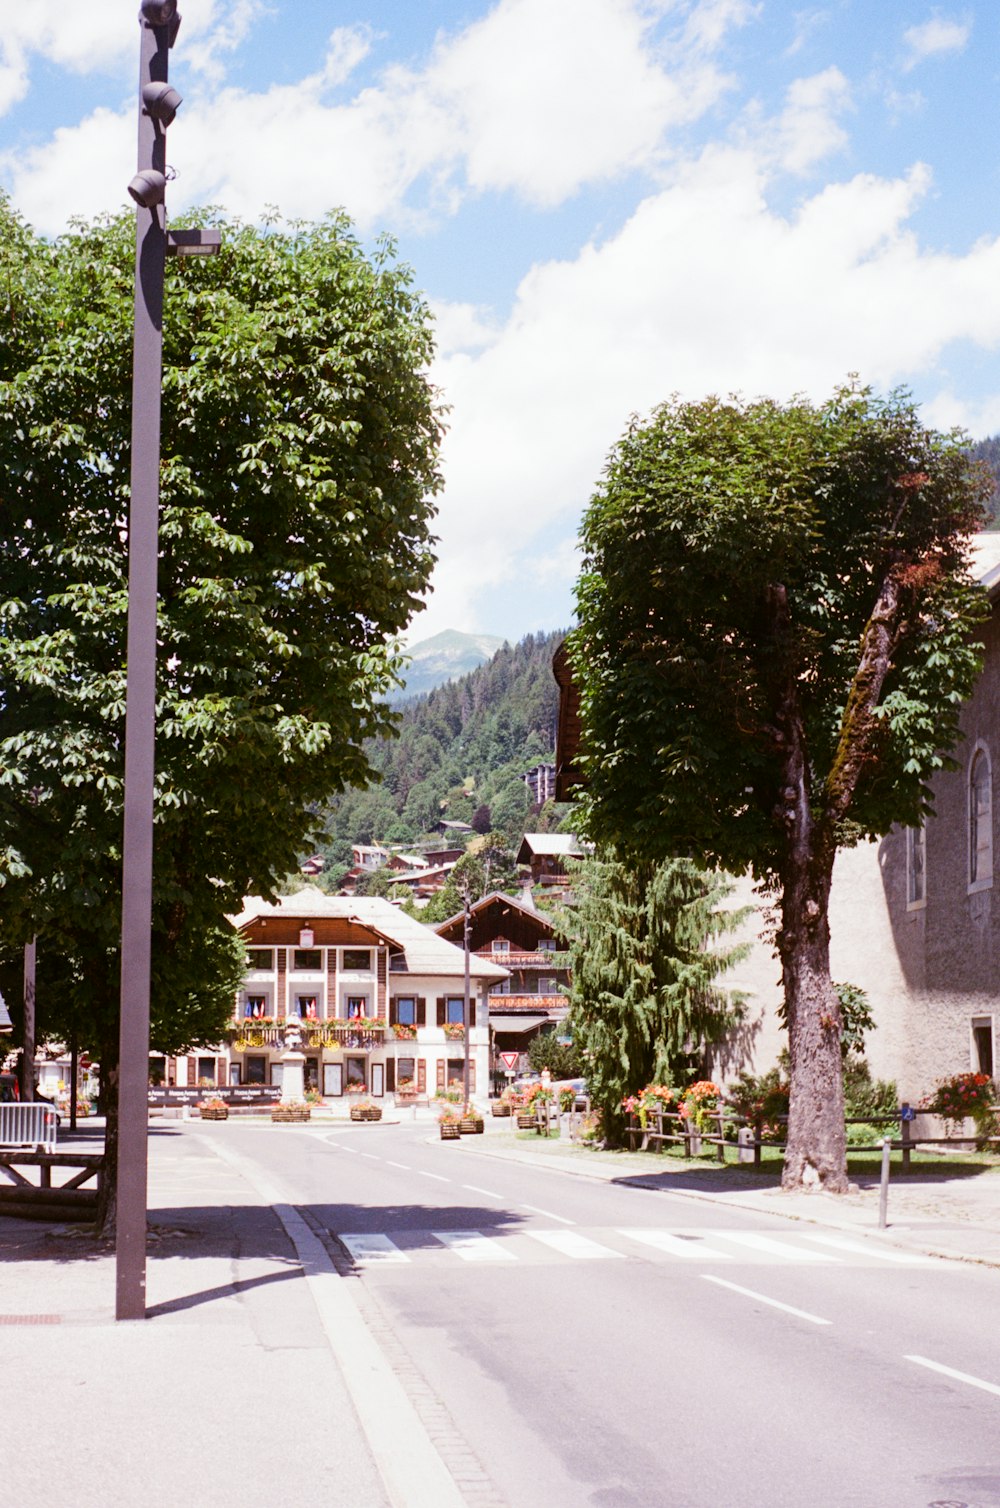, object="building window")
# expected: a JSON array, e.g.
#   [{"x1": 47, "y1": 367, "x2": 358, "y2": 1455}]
[
  {"x1": 293, "y1": 948, "x2": 322, "y2": 971},
  {"x1": 346, "y1": 996, "x2": 368, "y2": 1019},
  {"x1": 538, "y1": 938, "x2": 556, "y2": 952},
  {"x1": 244, "y1": 995, "x2": 269, "y2": 1019},
  {"x1": 972, "y1": 1017, "x2": 994, "y2": 1077},
  {"x1": 490, "y1": 979, "x2": 510, "y2": 995},
  {"x1": 493, "y1": 940, "x2": 510, "y2": 954},
  {"x1": 537, "y1": 977, "x2": 559, "y2": 995},
  {"x1": 446, "y1": 998, "x2": 464, "y2": 1024},
  {"x1": 296, "y1": 995, "x2": 318, "y2": 1019},
  {"x1": 343, "y1": 949, "x2": 371, "y2": 970},
  {"x1": 246, "y1": 948, "x2": 273, "y2": 970},
  {"x1": 245, "y1": 1056, "x2": 266, "y2": 1085},
  {"x1": 906, "y1": 825, "x2": 926, "y2": 909},
  {"x1": 396, "y1": 997, "x2": 416, "y2": 1025},
  {"x1": 397, "y1": 1056, "x2": 416, "y2": 1087},
  {"x1": 969, "y1": 747, "x2": 993, "y2": 890}
]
